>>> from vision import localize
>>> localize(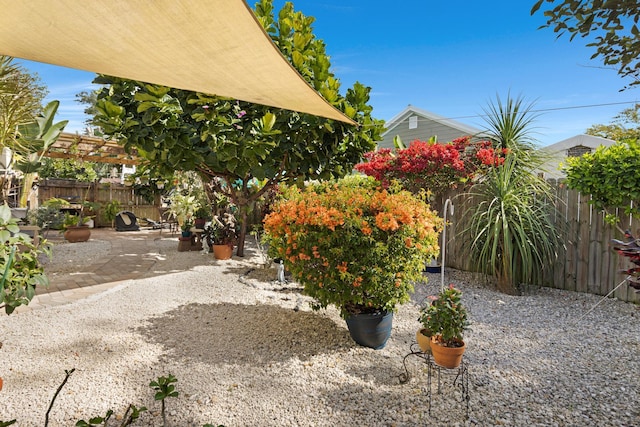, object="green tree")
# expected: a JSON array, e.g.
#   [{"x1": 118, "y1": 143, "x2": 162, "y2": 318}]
[
  {"x1": 586, "y1": 103, "x2": 640, "y2": 141},
  {"x1": 13, "y1": 100, "x2": 68, "y2": 207},
  {"x1": 0, "y1": 56, "x2": 47, "y2": 153},
  {"x1": 75, "y1": 90, "x2": 99, "y2": 130},
  {"x1": 0, "y1": 56, "x2": 47, "y2": 203},
  {"x1": 464, "y1": 95, "x2": 559, "y2": 294},
  {"x1": 94, "y1": 0, "x2": 384, "y2": 256},
  {"x1": 531, "y1": 0, "x2": 640, "y2": 88}
]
